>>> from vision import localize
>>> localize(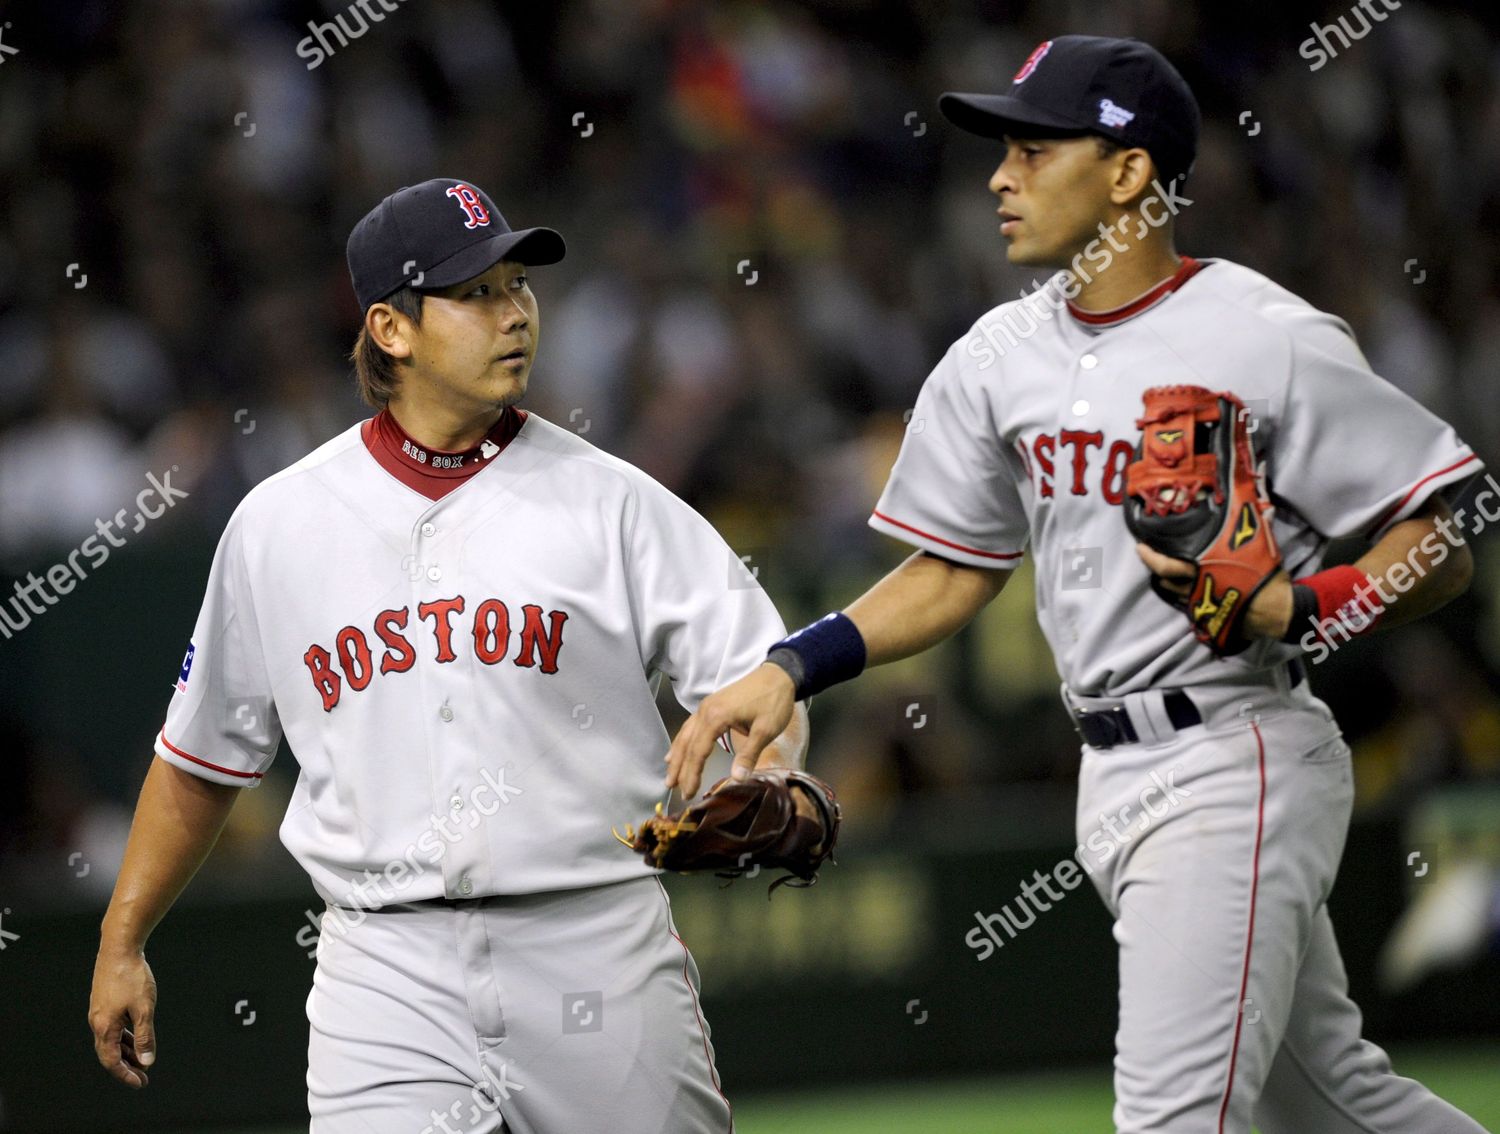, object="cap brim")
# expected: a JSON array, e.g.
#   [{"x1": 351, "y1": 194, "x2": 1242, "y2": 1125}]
[
  {"x1": 417, "y1": 226, "x2": 567, "y2": 290},
  {"x1": 938, "y1": 92, "x2": 1093, "y2": 140}
]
